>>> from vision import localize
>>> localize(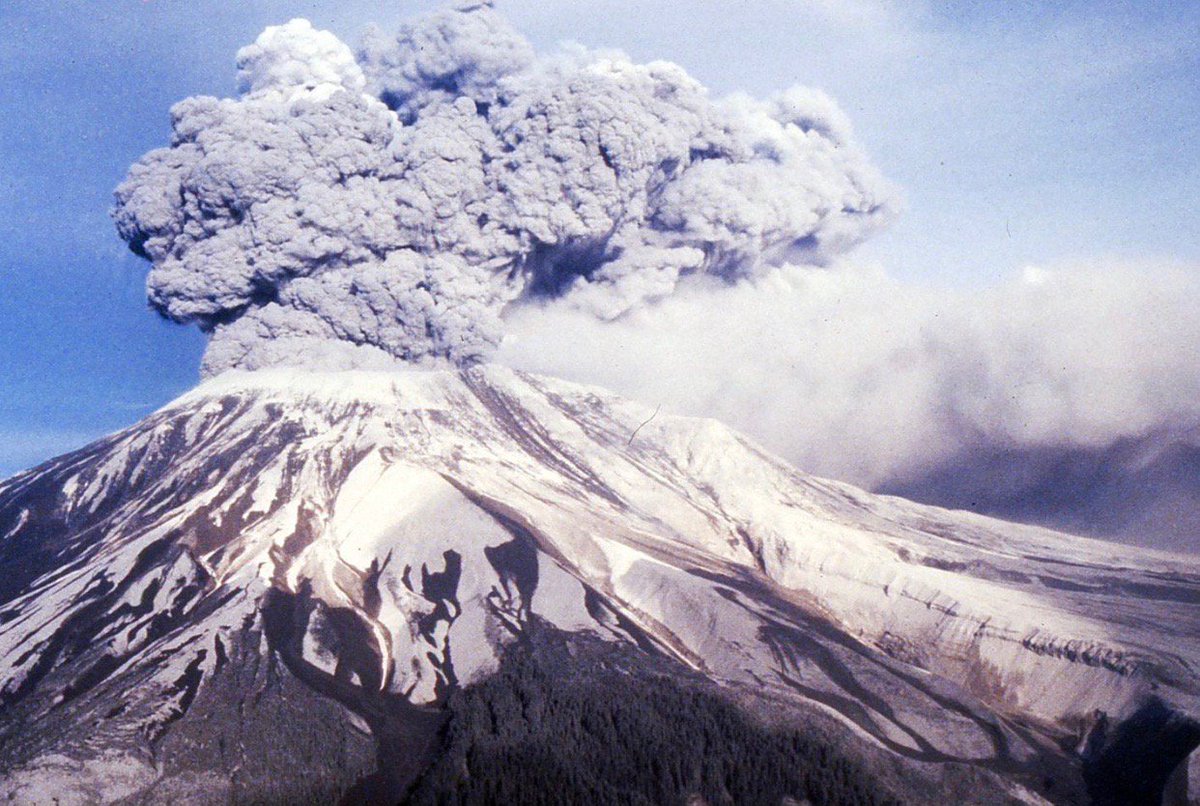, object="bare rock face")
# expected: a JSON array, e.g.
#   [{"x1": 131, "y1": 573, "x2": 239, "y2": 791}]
[{"x1": 1, "y1": 366, "x2": 1197, "y2": 803}]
